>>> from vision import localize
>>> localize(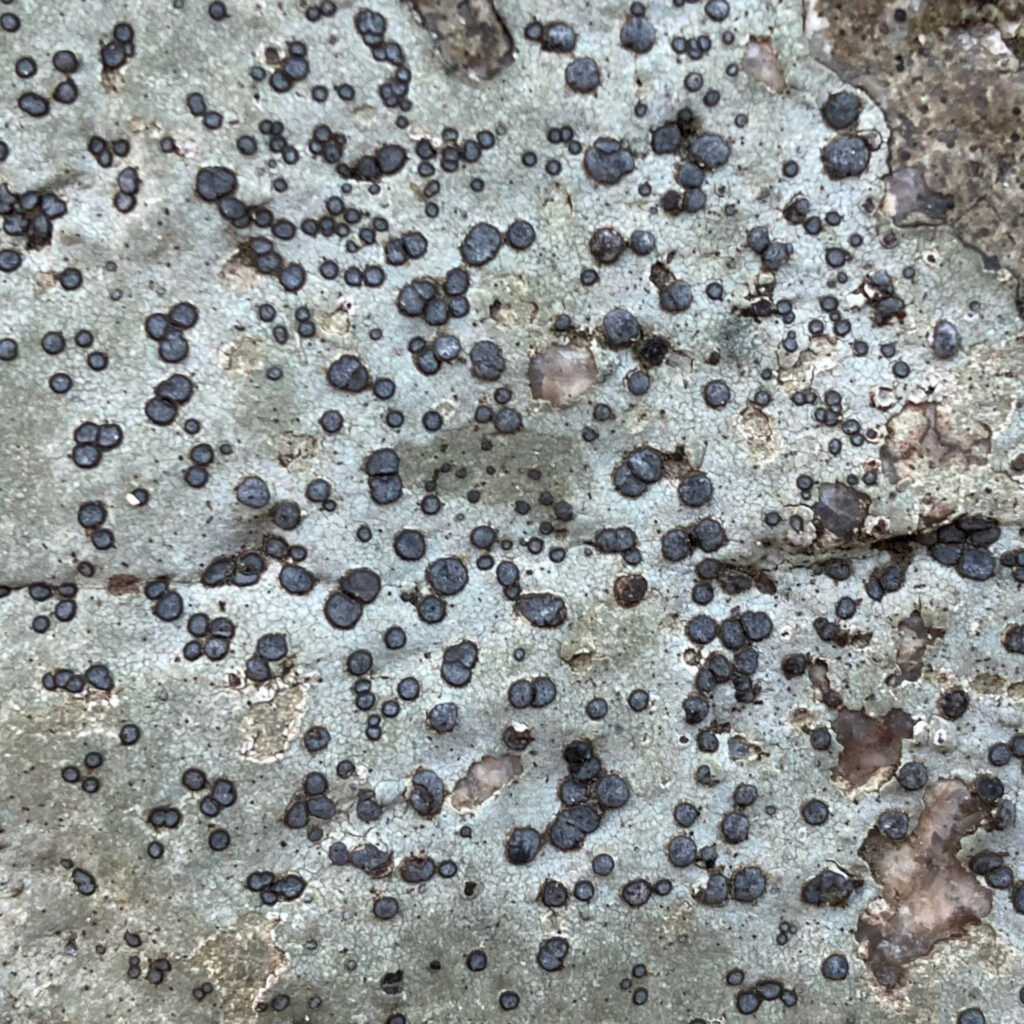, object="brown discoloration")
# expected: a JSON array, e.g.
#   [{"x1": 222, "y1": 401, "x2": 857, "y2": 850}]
[
  {"x1": 814, "y1": 481, "x2": 870, "y2": 540},
  {"x1": 451, "y1": 753, "x2": 522, "y2": 811},
  {"x1": 885, "y1": 165, "x2": 955, "y2": 224},
  {"x1": 192, "y1": 915, "x2": 287, "y2": 1023},
  {"x1": 275, "y1": 432, "x2": 319, "y2": 471},
  {"x1": 216, "y1": 331, "x2": 262, "y2": 371},
  {"x1": 106, "y1": 574, "x2": 140, "y2": 595},
  {"x1": 408, "y1": 0, "x2": 515, "y2": 81},
  {"x1": 219, "y1": 248, "x2": 263, "y2": 294},
  {"x1": 528, "y1": 345, "x2": 598, "y2": 405},
  {"x1": 880, "y1": 401, "x2": 991, "y2": 483},
  {"x1": 856, "y1": 779, "x2": 992, "y2": 989},
  {"x1": 238, "y1": 678, "x2": 306, "y2": 762},
  {"x1": 833, "y1": 707, "x2": 914, "y2": 789},
  {"x1": 887, "y1": 611, "x2": 946, "y2": 685},
  {"x1": 805, "y1": 0, "x2": 1024, "y2": 281},
  {"x1": 736, "y1": 403, "x2": 777, "y2": 459},
  {"x1": 919, "y1": 497, "x2": 960, "y2": 529},
  {"x1": 741, "y1": 37, "x2": 786, "y2": 92}
]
